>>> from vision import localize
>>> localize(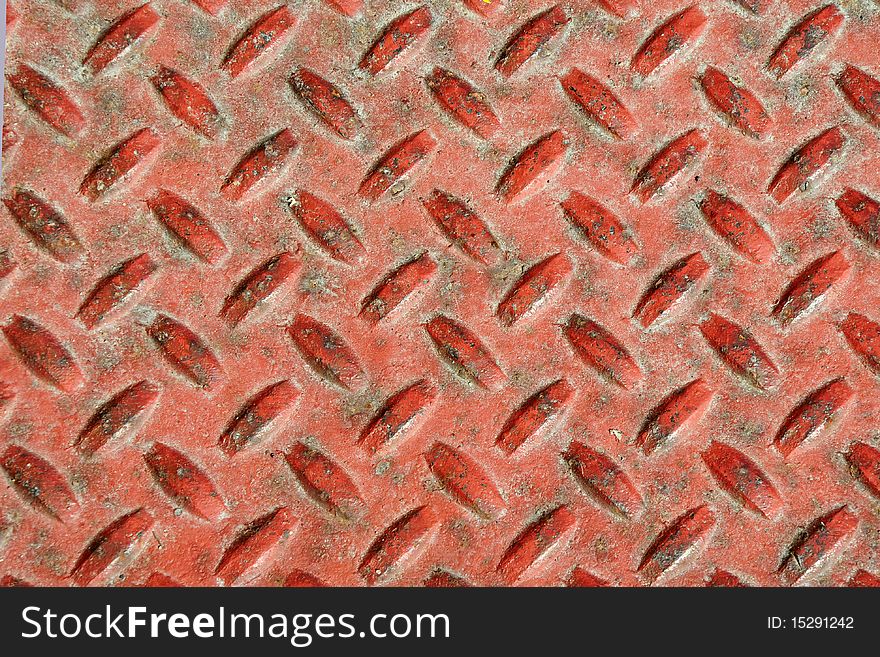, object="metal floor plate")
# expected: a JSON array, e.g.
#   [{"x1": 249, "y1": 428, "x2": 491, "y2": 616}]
[{"x1": 1, "y1": 0, "x2": 880, "y2": 587}]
